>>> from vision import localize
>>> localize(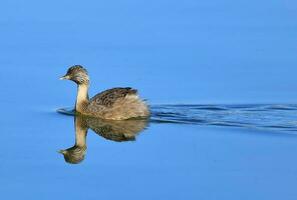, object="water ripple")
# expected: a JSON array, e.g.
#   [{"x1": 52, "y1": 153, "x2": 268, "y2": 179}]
[
  {"x1": 150, "y1": 104, "x2": 297, "y2": 132},
  {"x1": 57, "y1": 104, "x2": 297, "y2": 132}
]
